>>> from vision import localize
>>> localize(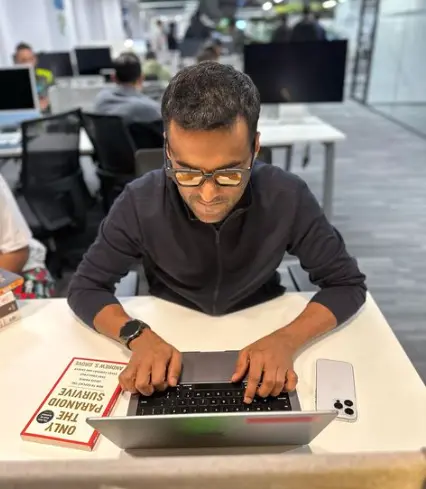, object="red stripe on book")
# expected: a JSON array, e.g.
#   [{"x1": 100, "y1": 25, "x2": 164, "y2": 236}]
[
  {"x1": 22, "y1": 432, "x2": 93, "y2": 447},
  {"x1": 246, "y1": 416, "x2": 317, "y2": 424}
]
